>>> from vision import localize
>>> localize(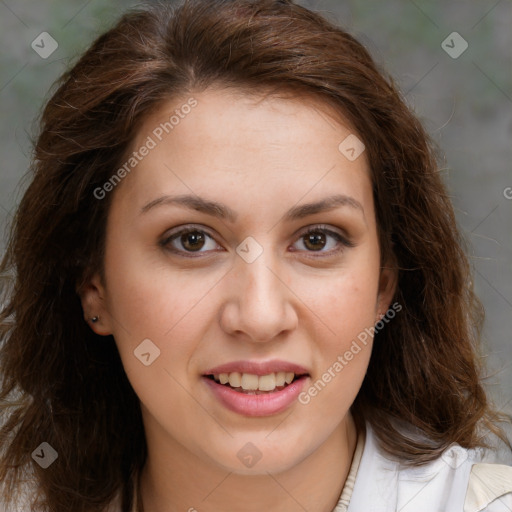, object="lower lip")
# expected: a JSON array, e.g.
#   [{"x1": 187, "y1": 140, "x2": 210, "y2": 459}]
[{"x1": 203, "y1": 376, "x2": 308, "y2": 417}]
